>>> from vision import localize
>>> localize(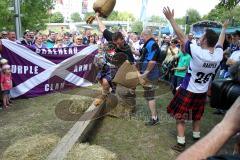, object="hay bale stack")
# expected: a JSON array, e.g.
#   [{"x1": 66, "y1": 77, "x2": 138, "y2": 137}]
[
  {"x1": 2, "y1": 134, "x2": 59, "y2": 160},
  {"x1": 66, "y1": 143, "x2": 118, "y2": 160},
  {"x1": 55, "y1": 97, "x2": 93, "y2": 121}
]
